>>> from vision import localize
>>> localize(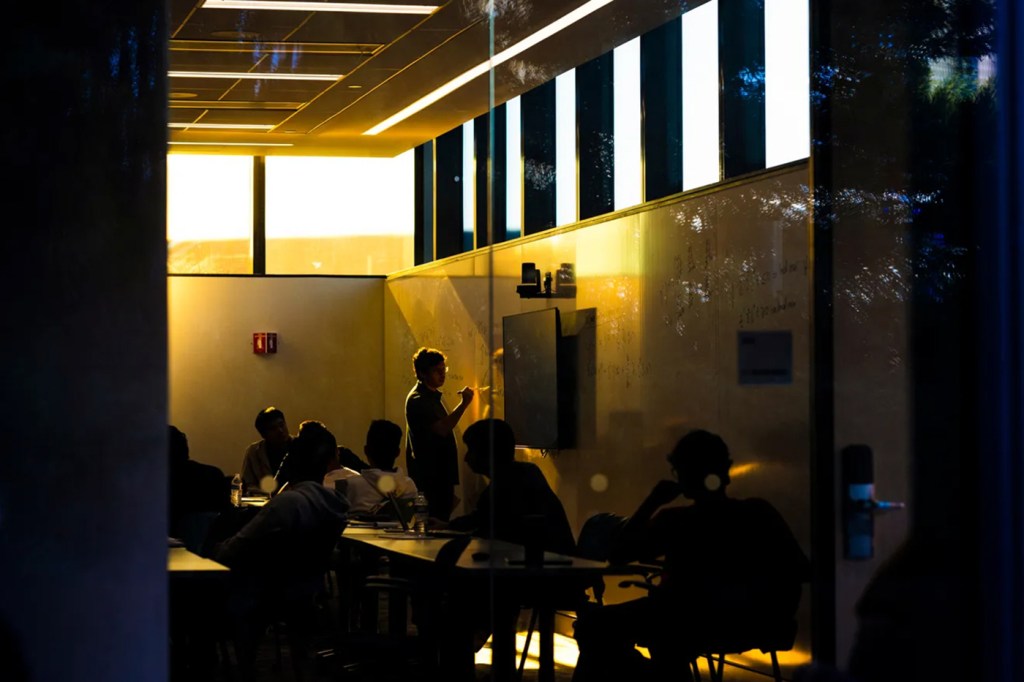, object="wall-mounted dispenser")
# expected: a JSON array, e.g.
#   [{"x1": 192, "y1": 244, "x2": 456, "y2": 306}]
[{"x1": 516, "y1": 262, "x2": 576, "y2": 299}]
